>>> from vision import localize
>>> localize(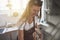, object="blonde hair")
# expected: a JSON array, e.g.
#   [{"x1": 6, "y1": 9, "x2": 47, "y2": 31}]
[
  {"x1": 20, "y1": 2, "x2": 32, "y2": 20},
  {"x1": 19, "y1": 0, "x2": 42, "y2": 21}
]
